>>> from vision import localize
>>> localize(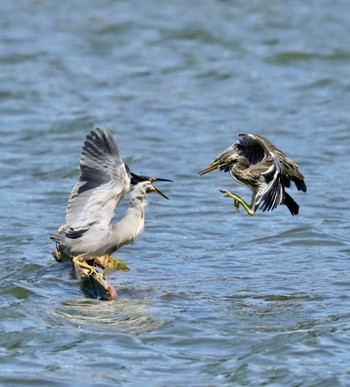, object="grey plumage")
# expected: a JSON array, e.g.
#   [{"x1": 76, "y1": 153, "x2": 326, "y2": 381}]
[
  {"x1": 65, "y1": 128, "x2": 130, "y2": 234},
  {"x1": 50, "y1": 128, "x2": 170, "y2": 262}
]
